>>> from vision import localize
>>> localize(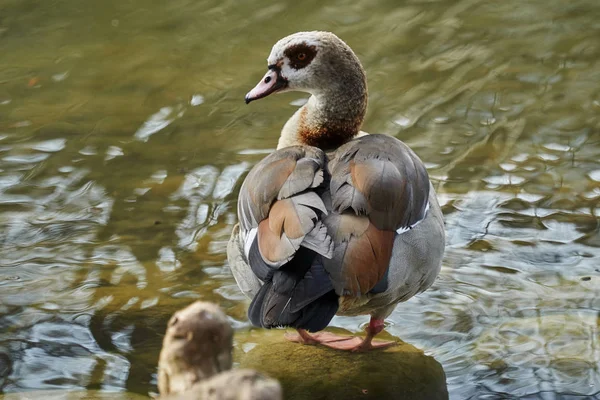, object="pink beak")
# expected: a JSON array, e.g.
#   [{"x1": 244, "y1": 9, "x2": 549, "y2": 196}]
[{"x1": 245, "y1": 68, "x2": 287, "y2": 104}]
